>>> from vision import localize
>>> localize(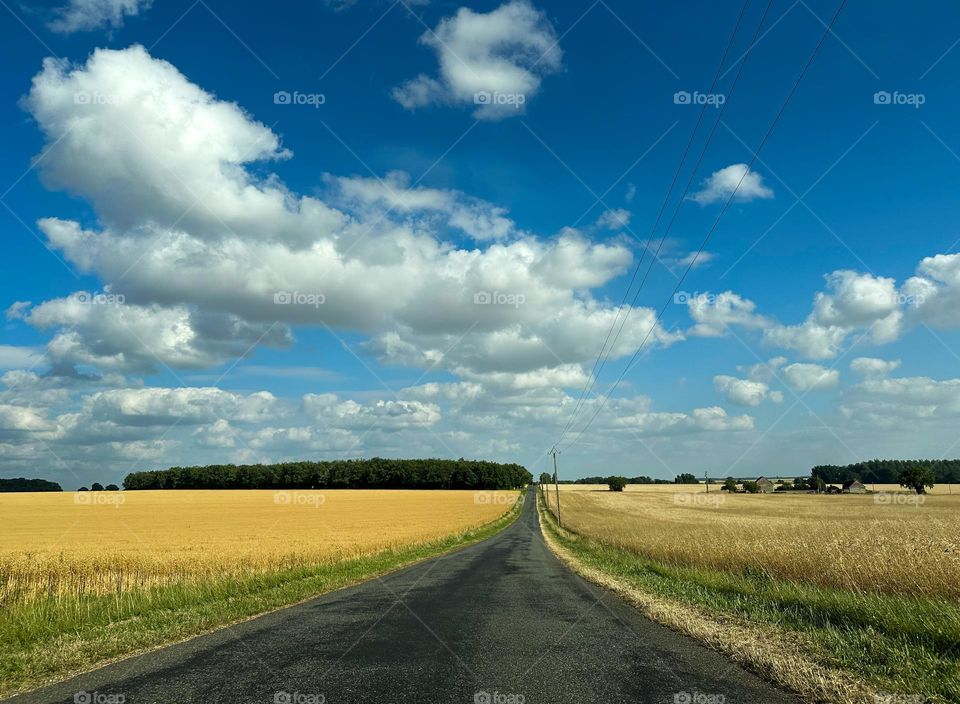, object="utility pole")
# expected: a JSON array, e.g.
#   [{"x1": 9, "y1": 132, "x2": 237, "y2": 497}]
[
  {"x1": 705, "y1": 471, "x2": 709, "y2": 493},
  {"x1": 551, "y1": 447, "x2": 562, "y2": 528}
]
